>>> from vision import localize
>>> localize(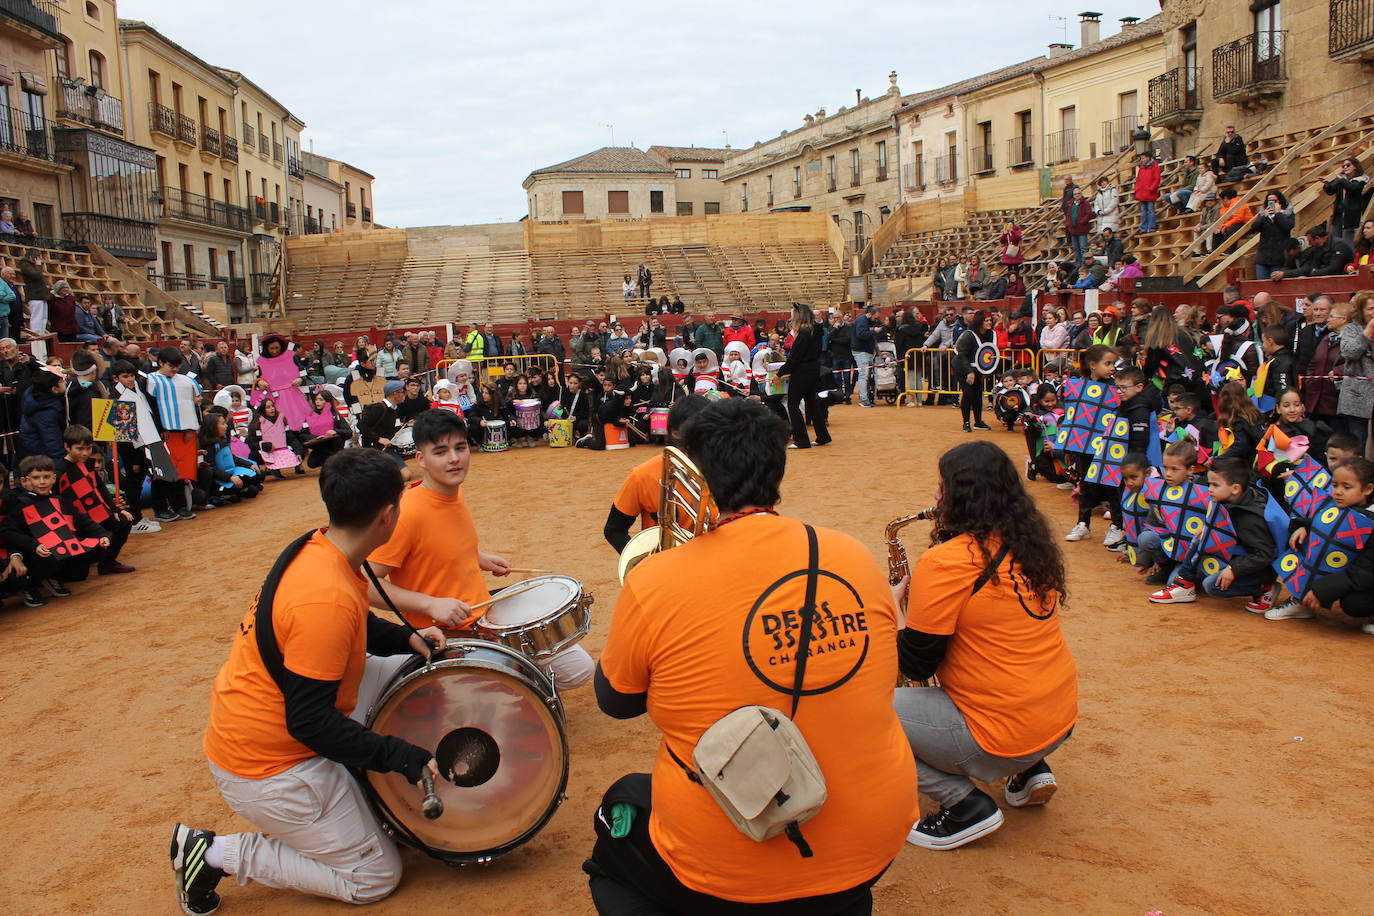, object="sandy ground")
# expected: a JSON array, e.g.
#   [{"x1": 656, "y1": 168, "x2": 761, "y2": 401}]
[{"x1": 1, "y1": 404, "x2": 1371, "y2": 916}]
